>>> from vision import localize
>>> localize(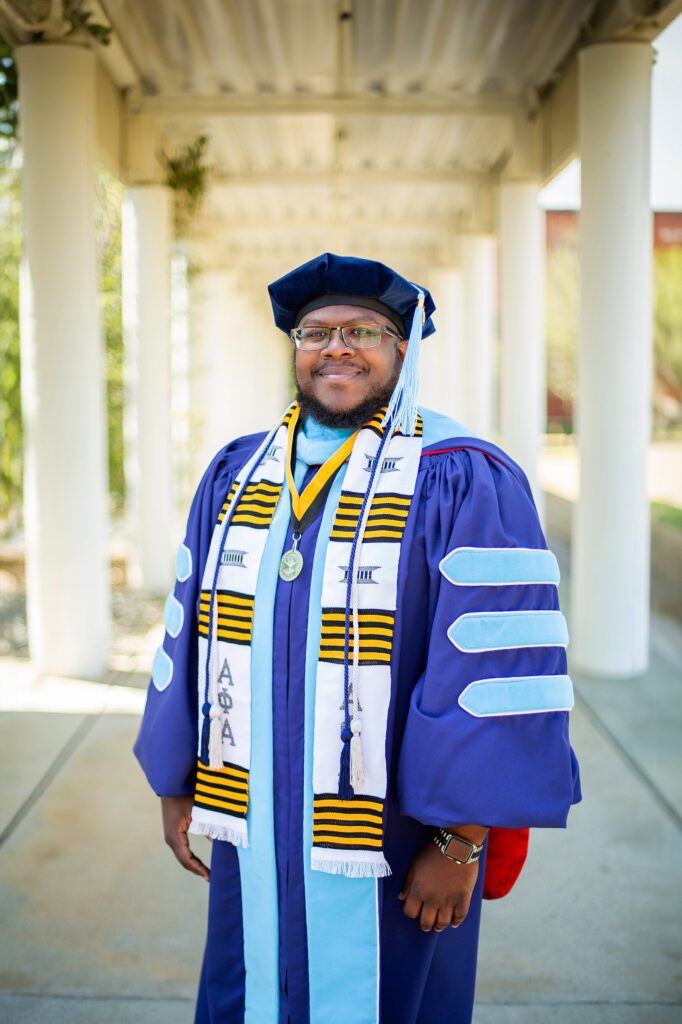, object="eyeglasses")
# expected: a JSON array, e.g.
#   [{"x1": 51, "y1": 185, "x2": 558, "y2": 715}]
[{"x1": 289, "y1": 322, "x2": 403, "y2": 351}]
